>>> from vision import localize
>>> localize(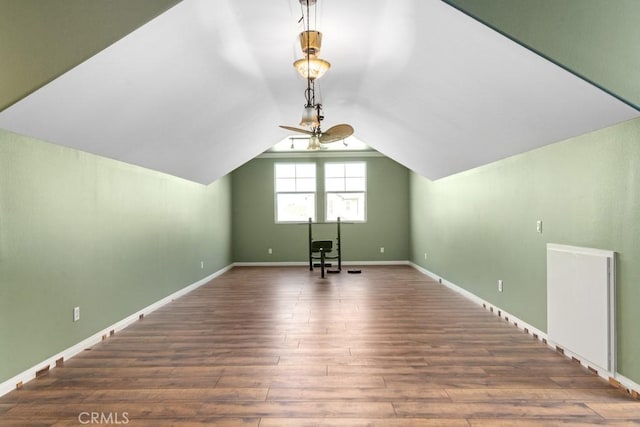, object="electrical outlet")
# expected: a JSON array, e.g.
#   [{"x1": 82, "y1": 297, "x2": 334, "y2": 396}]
[
  {"x1": 73, "y1": 307, "x2": 80, "y2": 322},
  {"x1": 536, "y1": 220, "x2": 543, "y2": 233},
  {"x1": 200, "y1": 261, "x2": 204, "y2": 269},
  {"x1": 380, "y1": 247, "x2": 385, "y2": 253},
  {"x1": 268, "y1": 248, "x2": 273, "y2": 254},
  {"x1": 498, "y1": 280, "x2": 503, "y2": 293},
  {"x1": 424, "y1": 252, "x2": 427, "y2": 260}
]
